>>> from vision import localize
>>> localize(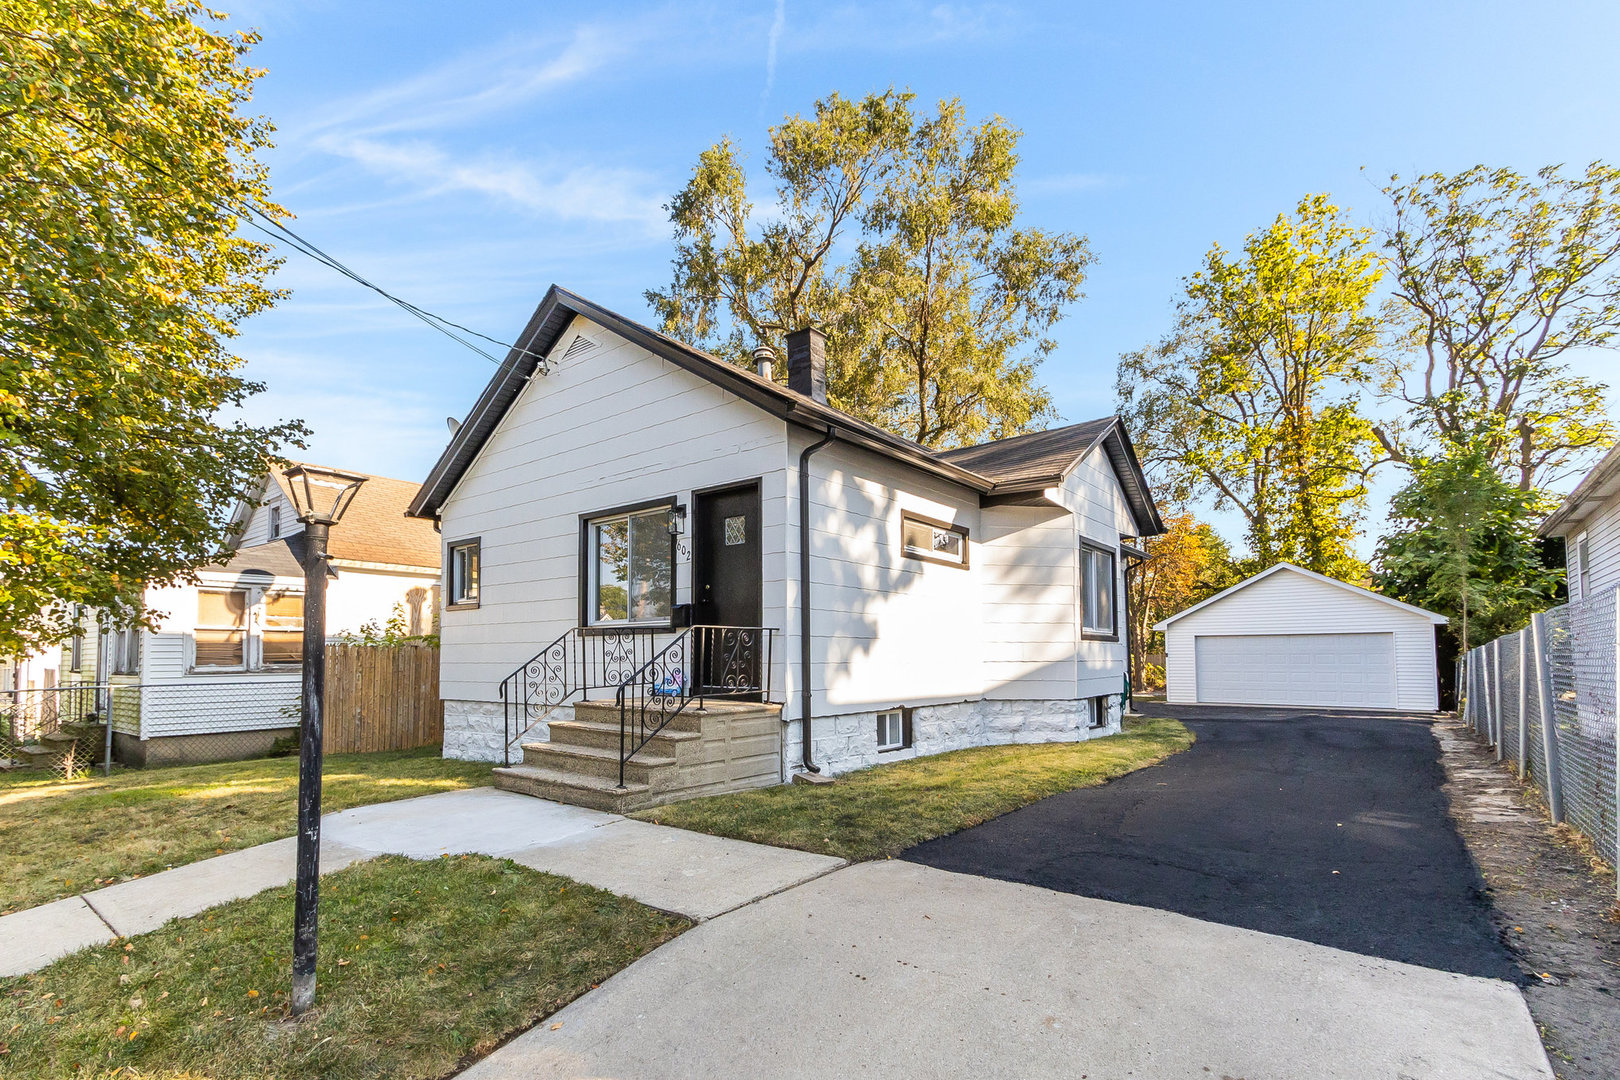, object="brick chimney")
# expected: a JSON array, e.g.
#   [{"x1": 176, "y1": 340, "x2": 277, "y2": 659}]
[{"x1": 786, "y1": 327, "x2": 827, "y2": 403}]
